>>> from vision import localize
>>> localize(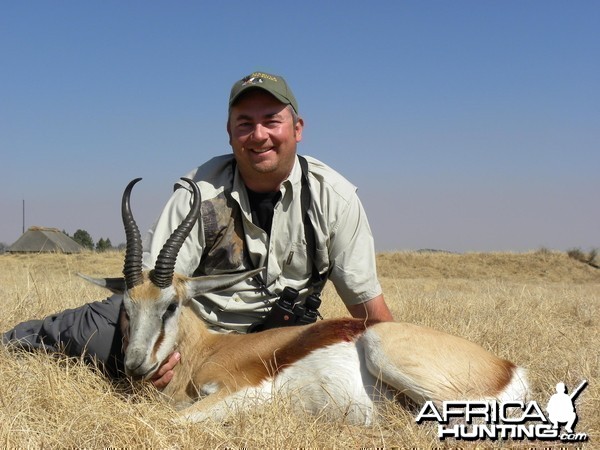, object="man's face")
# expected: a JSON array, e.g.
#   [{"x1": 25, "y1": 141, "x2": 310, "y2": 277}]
[{"x1": 228, "y1": 89, "x2": 303, "y2": 191}]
